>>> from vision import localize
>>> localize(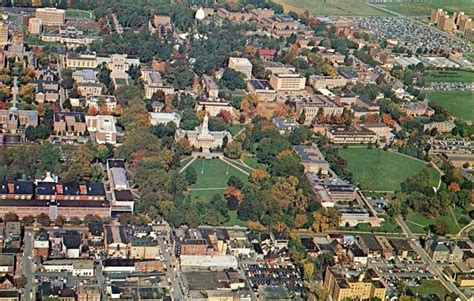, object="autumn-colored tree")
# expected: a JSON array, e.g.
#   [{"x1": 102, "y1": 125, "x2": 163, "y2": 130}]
[
  {"x1": 247, "y1": 220, "x2": 266, "y2": 231},
  {"x1": 250, "y1": 169, "x2": 270, "y2": 185},
  {"x1": 382, "y1": 113, "x2": 395, "y2": 126},
  {"x1": 448, "y1": 182, "x2": 460, "y2": 192},
  {"x1": 218, "y1": 110, "x2": 232, "y2": 124},
  {"x1": 294, "y1": 214, "x2": 308, "y2": 229},
  {"x1": 87, "y1": 106, "x2": 98, "y2": 116},
  {"x1": 224, "y1": 141, "x2": 242, "y2": 159},
  {"x1": 225, "y1": 186, "x2": 244, "y2": 210},
  {"x1": 303, "y1": 261, "x2": 314, "y2": 280}
]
